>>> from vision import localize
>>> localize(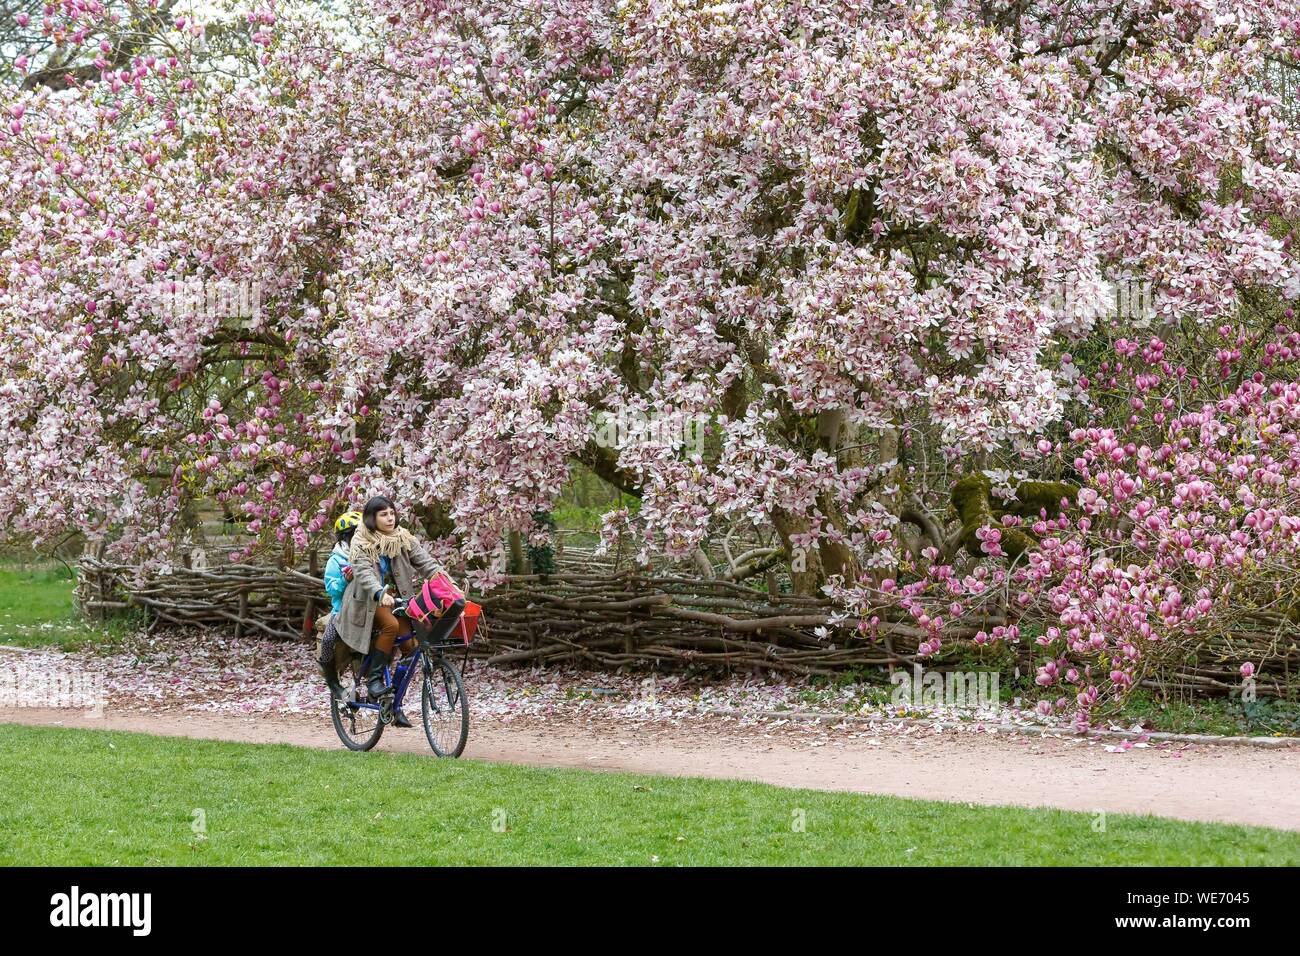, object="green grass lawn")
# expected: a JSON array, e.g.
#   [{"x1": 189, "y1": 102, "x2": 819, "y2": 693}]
[
  {"x1": 0, "y1": 563, "x2": 84, "y2": 648},
  {"x1": 0, "y1": 561, "x2": 139, "y2": 650},
  {"x1": 1, "y1": 724, "x2": 1296, "y2": 866}
]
